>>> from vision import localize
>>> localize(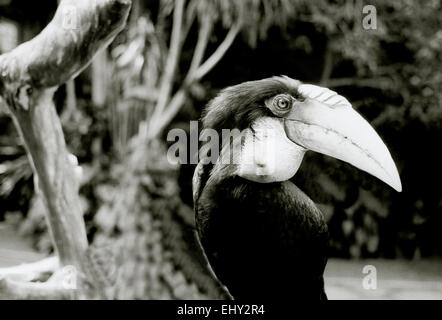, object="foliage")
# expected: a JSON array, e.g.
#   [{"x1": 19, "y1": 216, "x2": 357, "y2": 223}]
[
  {"x1": 91, "y1": 139, "x2": 227, "y2": 299},
  {"x1": 0, "y1": 1, "x2": 440, "y2": 300},
  {"x1": 180, "y1": 0, "x2": 442, "y2": 258},
  {"x1": 105, "y1": 0, "x2": 304, "y2": 156}
]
